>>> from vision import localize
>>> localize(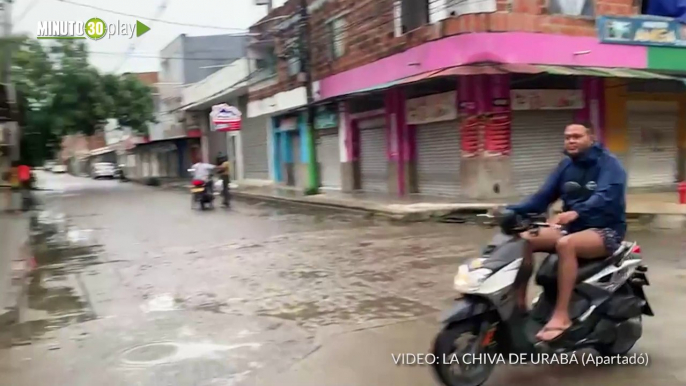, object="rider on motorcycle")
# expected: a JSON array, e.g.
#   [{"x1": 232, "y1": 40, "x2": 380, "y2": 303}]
[
  {"x1": 191, "y1": 160, "x2": 217, "y2": 195},
  {"x1": 506, "y1": 122, "x2": 627, "y2": 342}
]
